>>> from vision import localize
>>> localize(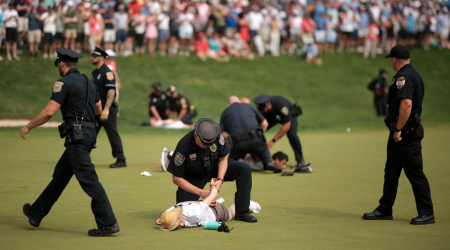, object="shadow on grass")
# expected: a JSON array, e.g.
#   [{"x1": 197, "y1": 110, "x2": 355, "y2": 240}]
[
  {"x1": 276, "y1": 207, "x2": 358, "y2": 219},
  {"x1": 127, "y1": 211, "x2": 161, "y2": 220},
  {"x1": 0, "y1": 216, "x2": 86, "y2": 235}
]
